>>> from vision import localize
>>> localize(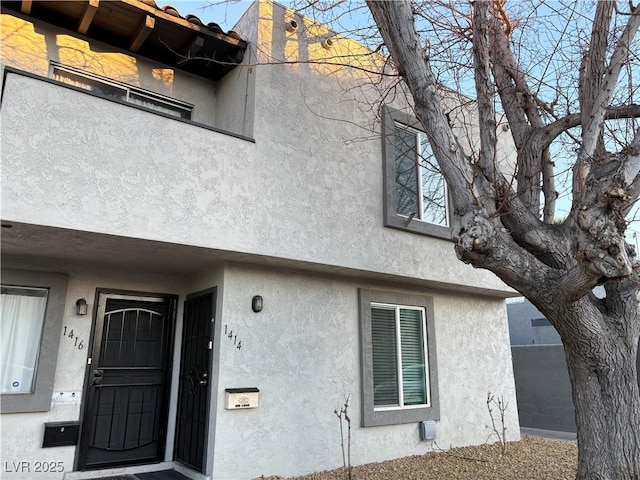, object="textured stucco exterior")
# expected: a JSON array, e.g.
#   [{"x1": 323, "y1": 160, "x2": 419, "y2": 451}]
[
  {"x1": 0, "y1": 256, "x2": 518, "y2": 480},
  {"x1": 1, "y1": 68, "x2": 510, "y2": 295},
  {"x1": 1, "y1": 2, "x2": 519, "y2": 479},
  {"x1": 0, "y1": 257, "x2": 198, "y2": 479},
  {"x1": 0, "y1": 12, "x2": 225, "y2": 129},
  {"x1": 210, "y1": 265, "x2": 519, "y2": 479}
]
